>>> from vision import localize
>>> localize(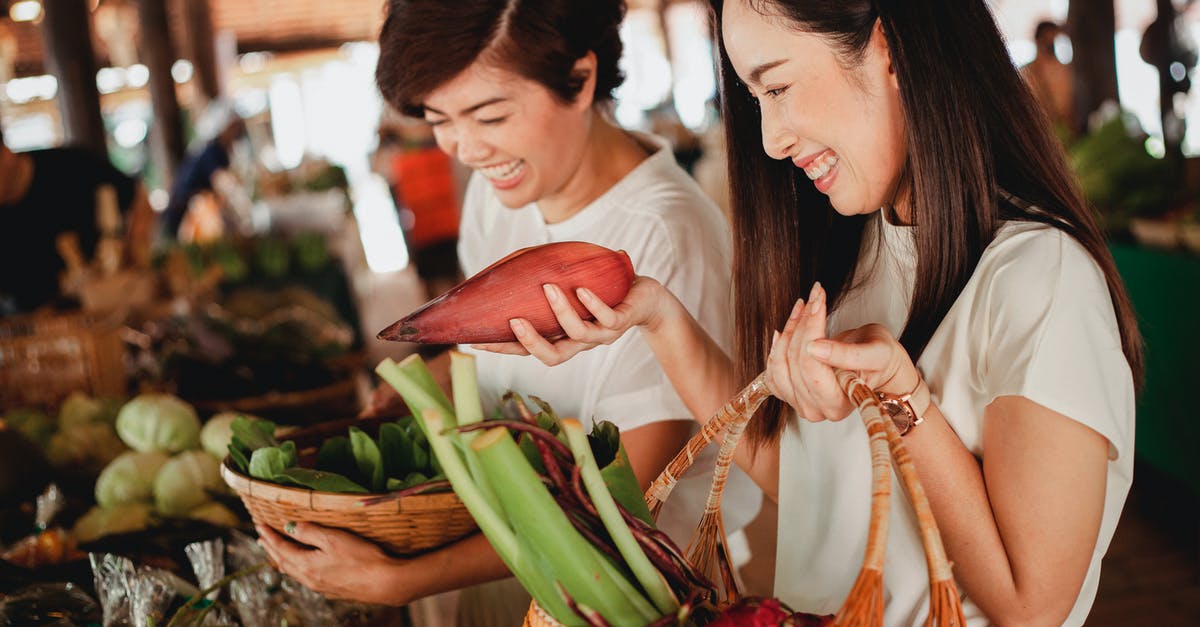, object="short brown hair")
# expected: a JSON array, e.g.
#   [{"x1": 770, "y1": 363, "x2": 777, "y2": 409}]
[{"x1": 376, "y1": 0, "x2": 626, "y2": 117}]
